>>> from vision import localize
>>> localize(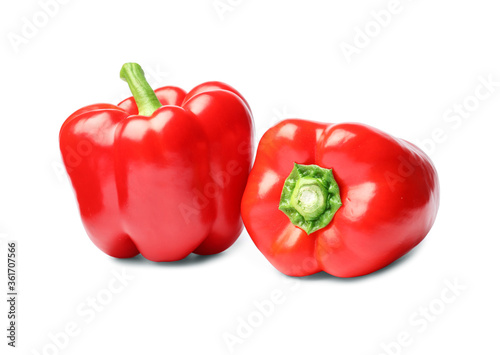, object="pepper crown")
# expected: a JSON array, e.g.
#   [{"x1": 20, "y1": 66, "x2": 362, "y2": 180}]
[{"x1": 279, "y1": 163, "x2": 342, "y2": 234}]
